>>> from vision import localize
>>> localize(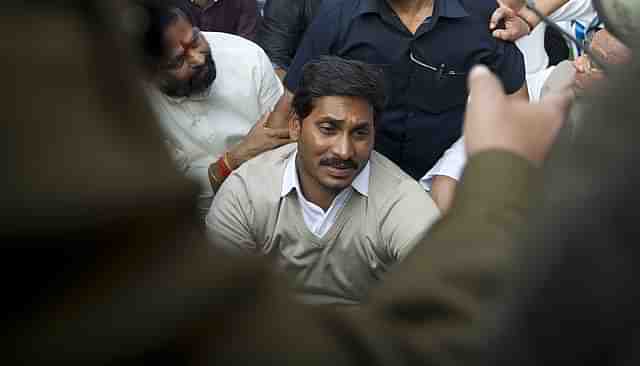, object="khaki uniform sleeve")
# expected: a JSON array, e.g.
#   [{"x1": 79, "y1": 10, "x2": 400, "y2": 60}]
[{"x1": 362, "y1": 150, "x2": 538, "y2": 364}]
